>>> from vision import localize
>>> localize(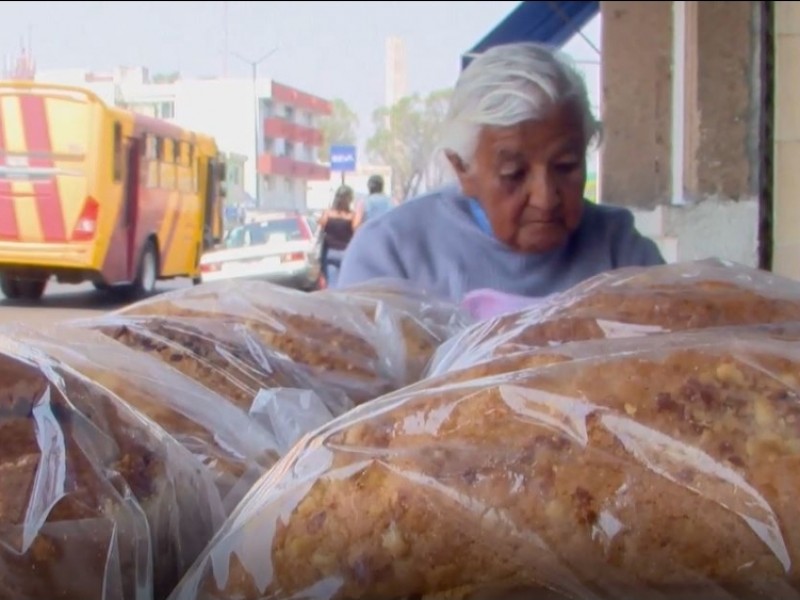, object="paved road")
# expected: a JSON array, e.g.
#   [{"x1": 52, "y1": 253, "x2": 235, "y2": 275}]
[{"x1": 0, "y1": 279, "x2": 193, "y2": 327}]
